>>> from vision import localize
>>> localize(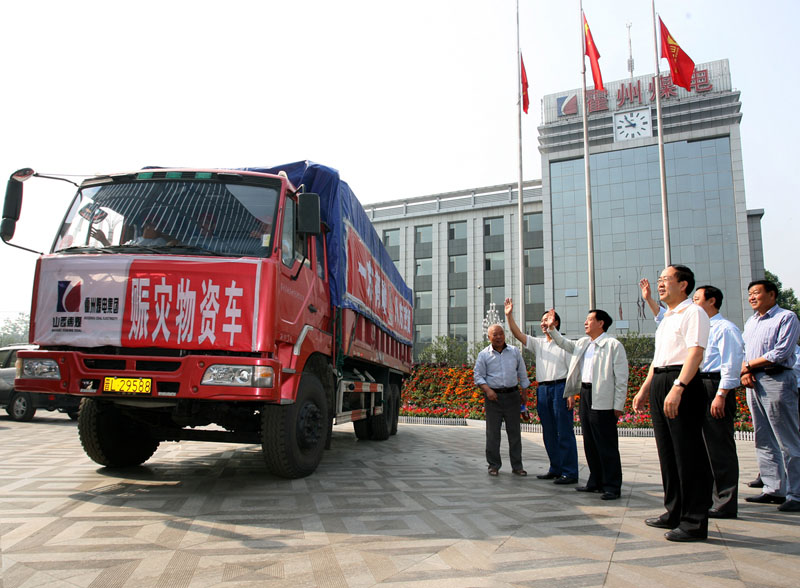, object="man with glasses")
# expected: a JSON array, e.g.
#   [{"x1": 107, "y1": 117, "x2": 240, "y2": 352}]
[{"x1": 633, "y1": 265, "x2": 711, "y2": 541}]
